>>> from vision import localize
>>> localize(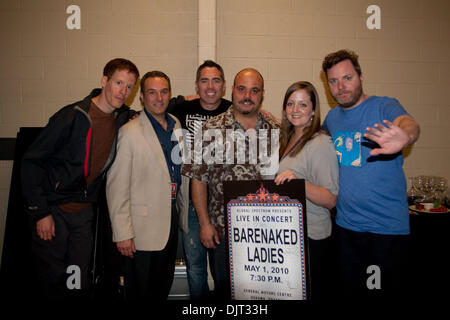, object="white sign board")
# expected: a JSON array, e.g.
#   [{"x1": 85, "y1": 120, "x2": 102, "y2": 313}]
[{"x1": 226, "y1": 182, "x2": 308, "y2": 300}]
